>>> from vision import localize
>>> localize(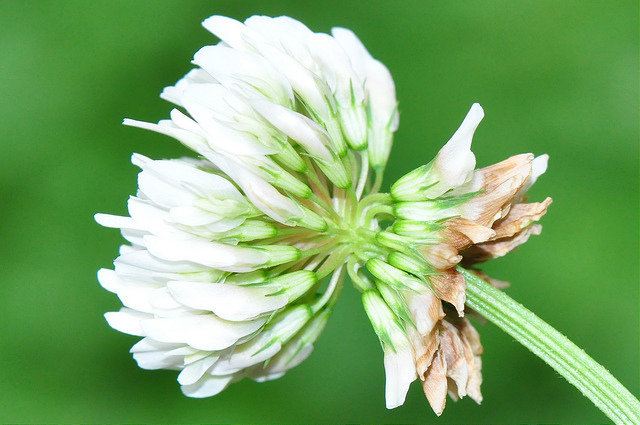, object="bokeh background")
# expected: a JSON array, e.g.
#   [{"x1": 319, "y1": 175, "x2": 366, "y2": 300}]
[{"x1": 1, "y1": 1, "x2": 637, "y2": 423}]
